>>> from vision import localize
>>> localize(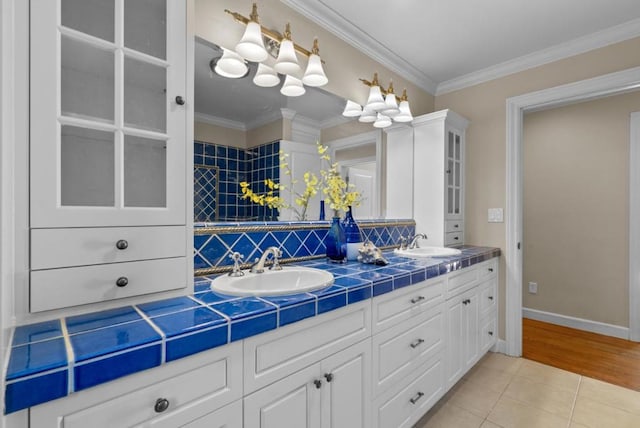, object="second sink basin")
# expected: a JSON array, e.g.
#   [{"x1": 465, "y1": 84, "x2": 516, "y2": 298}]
[
  {"x1": 210, "y1": 266, "x2": 334, "y2": 297},
  {"x1": 394, "y1": 246, "x2": 462, "y2": 258}
]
